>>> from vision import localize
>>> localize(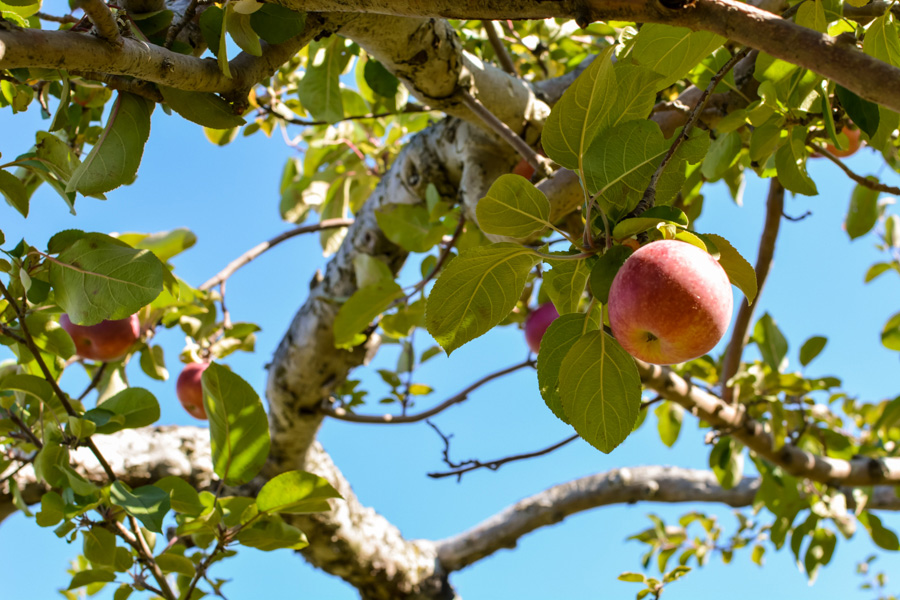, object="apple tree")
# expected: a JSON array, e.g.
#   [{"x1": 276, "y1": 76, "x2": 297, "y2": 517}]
[{"x1": 2, "y1": 0, "x2": 900, "y2": 598}]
